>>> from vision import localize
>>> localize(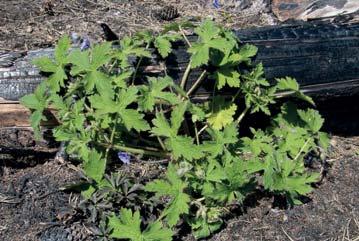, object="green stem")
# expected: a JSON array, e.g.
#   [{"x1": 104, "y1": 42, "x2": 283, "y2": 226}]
[
  {"x1": 110, "y1": 143, "x2": 169, "y2": 158},
  {"x1": 194, "y1": 123, "x2": 200, "y2": 145},
  {"x1": 180, "y1": 61, "x2": 192, "y2": 89},
  {"x1": 186, "y1": 70, "x2": 207, "y2": 96},
  {"x1": 231, "y1": 88, "x2": 242, "y2": 102},
  {"x1": 157, "y1": 136, "x2": 167, "y2": 151},
  {"x1": 197, "y1": 124, "x2": 208, "y2": 136},
  {"x1": 179, "y1": 25, "x2": 192, "y2": 48},
  {"x1": 235, "y1": 106, "x2": 250, "y2": 126},
  {"x1": 293, "y1": 138, "x2": 311, "y2": 162},
  {"x1": 179, "y1": 24, "x2": 197, "y2": 90},
  {"x1": 105, "y1": 115, "x2": 118, "y2": 160},
  {"x1": 131, "y1": 42, "x2": 151, "y2": 85}
]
